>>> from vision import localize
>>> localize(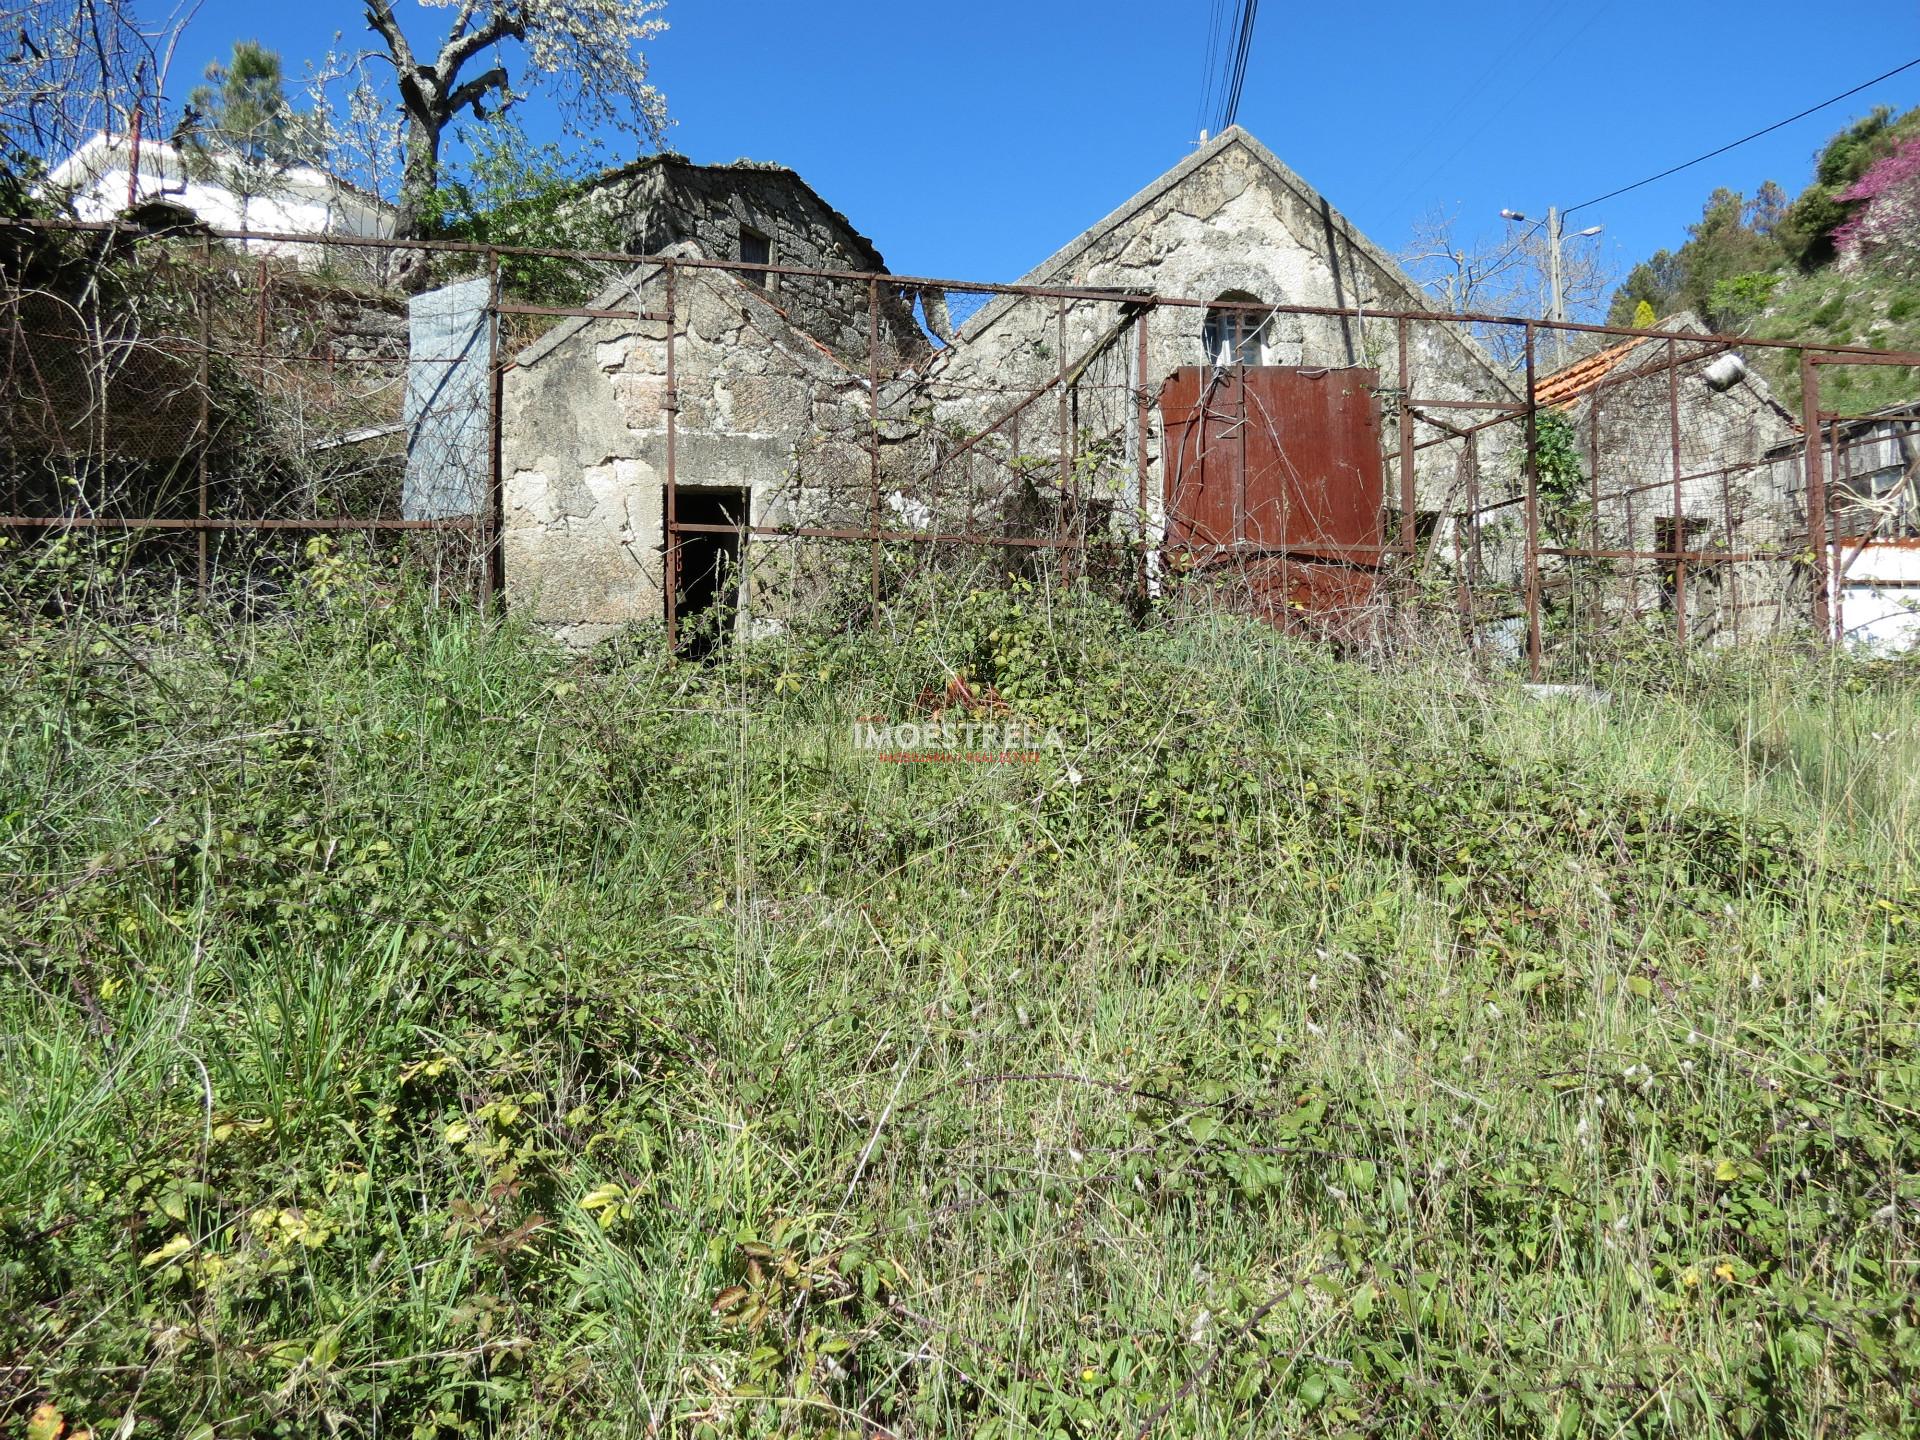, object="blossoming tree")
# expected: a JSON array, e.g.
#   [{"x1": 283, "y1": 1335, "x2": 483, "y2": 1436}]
[{"x1": 361, "y1": 0, "x2": 669, "y2": 238}]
